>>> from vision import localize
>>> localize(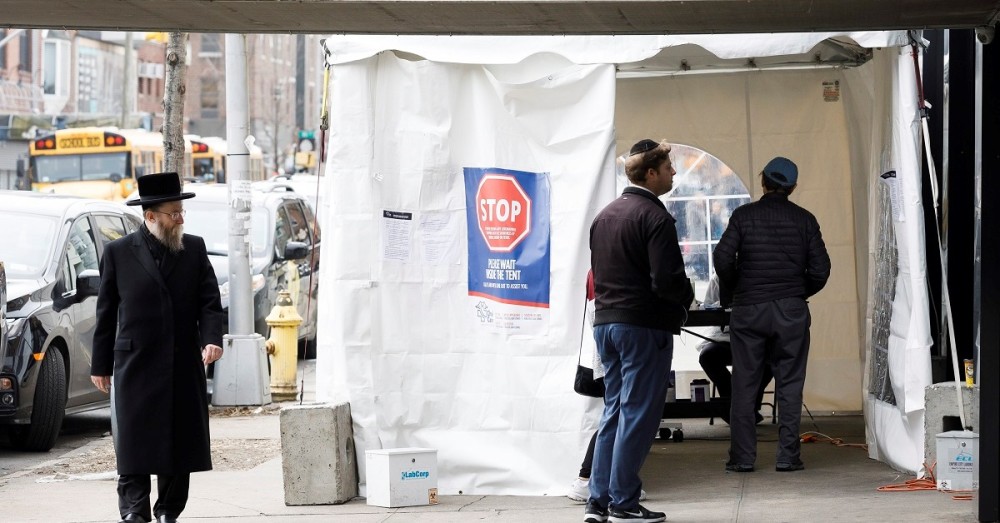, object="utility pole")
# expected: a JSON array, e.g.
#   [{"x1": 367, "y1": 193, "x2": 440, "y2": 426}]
[
  {"x1": 212, "y1": 33, "x2": 271, "y2": 407},
  {"x1": 163, "y1": 32, "x2": 188, "y2": 179},
  {"x1": 120, "y1": 32, "x2": 134, "y2": 128}
]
